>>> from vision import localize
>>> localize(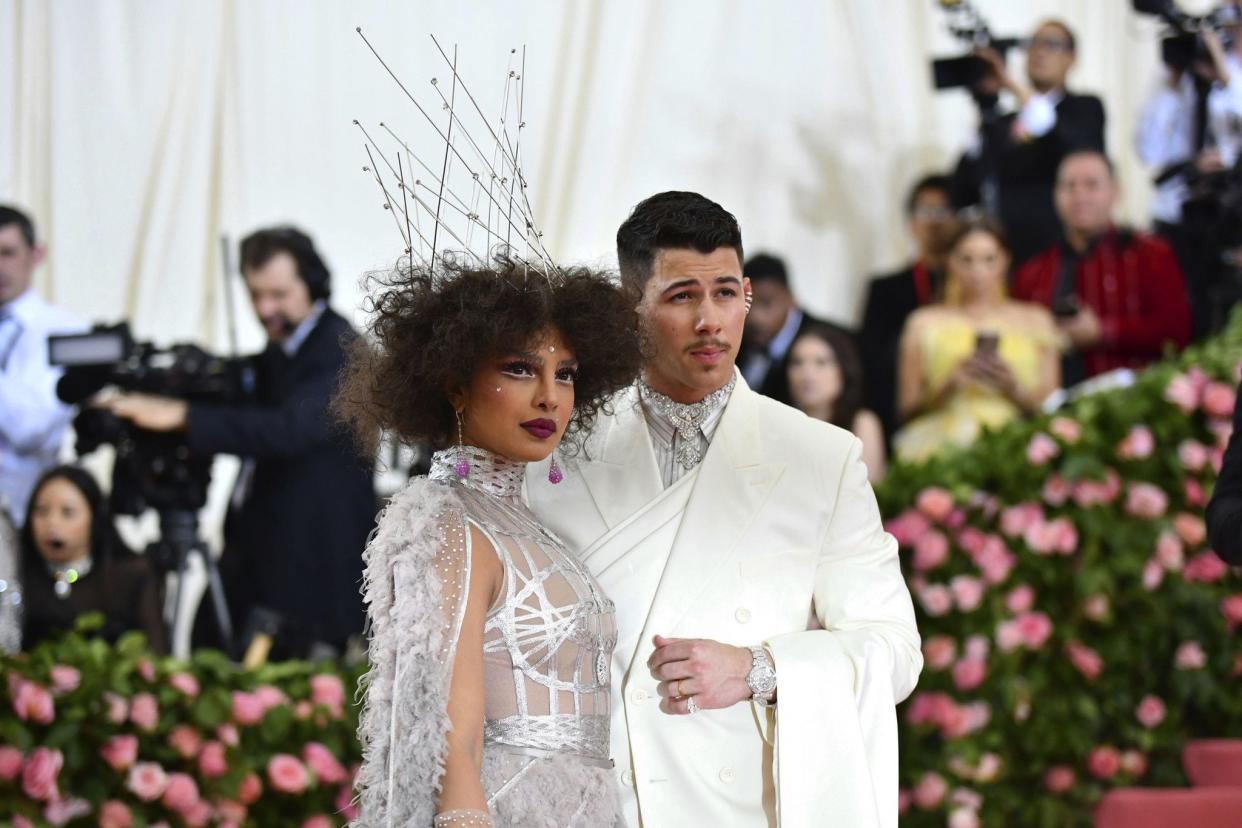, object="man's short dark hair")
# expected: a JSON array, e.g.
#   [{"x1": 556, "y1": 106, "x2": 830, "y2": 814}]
[
  {"x1": 239, "y1": 226, "x2": 331, "y2": 301},
  {"x1": 0, "y1": 205, "x2": 37, "y2": 248},
  {"x1": 905, "y1": 175, "x2": 953, "y2": 217},
  {"x1": 1059, "y1": 149, "x2": 1116, "y2": 180},
  {"x1": 1038, "y1": 18, "x2": 1076, "y2": 53},
  {"x1": 743, "y1": 253, "x2": 789, "y2": 288},
  {"x1": 616, "y1": 191, "x2": 744, "y2": 301}
]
